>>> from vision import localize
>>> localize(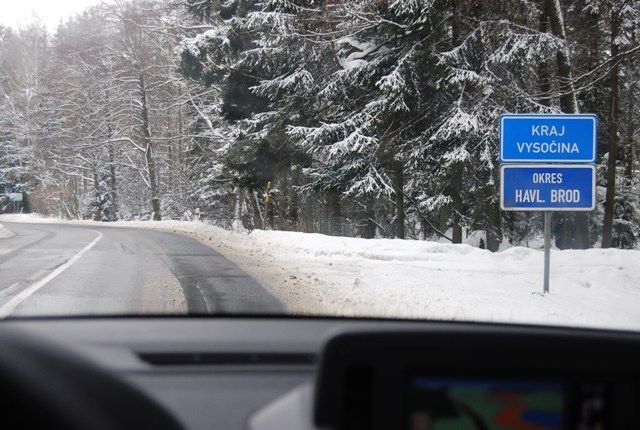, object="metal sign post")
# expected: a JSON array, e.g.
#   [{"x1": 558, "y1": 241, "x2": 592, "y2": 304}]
[
  {"x1": 499, "y1": 114, "x2": 597, "y2": 295},
  {"x1": 543, "y1": 212, "x2": 551, "y2": 294}
]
